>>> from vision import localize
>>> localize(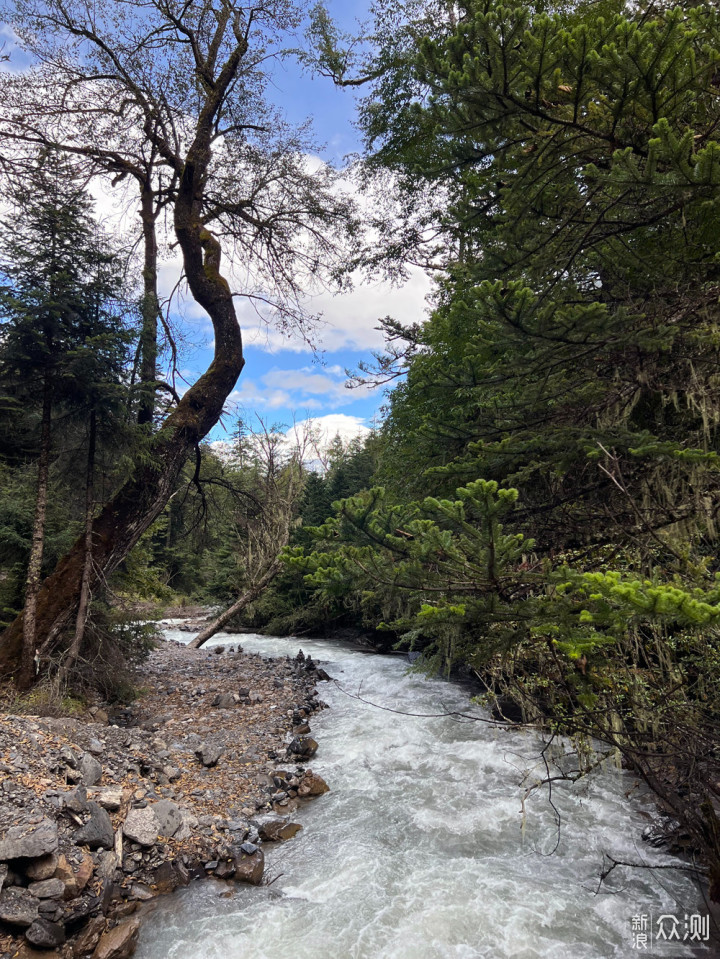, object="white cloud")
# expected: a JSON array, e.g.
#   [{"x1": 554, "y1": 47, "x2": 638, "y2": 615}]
[
  {"x1": 242, "y1": 266, "x2": 432, "y2": 355},
  {"x1": 209, "y1": 413, "x2": 370, "y2": 470},
  {"x1": 289, "y1": 413, "x2": 371, "y2": 448},
  {"x1": 224, "y1": 364, "x2": 374, "y2": 416},
  {"x1": 87, "y1": 159, "x2": 434, "y2": 358}
]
